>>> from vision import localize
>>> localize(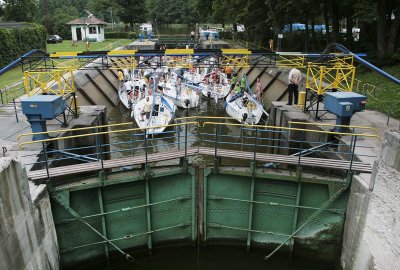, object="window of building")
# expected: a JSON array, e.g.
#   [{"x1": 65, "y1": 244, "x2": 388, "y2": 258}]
[
  {"x1": 98, "y1": 26, "x2": 101, "y2": 34},
  {"x1": 89, "y1": 26, "x2": 97, "y2": 34}
]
